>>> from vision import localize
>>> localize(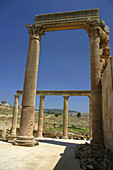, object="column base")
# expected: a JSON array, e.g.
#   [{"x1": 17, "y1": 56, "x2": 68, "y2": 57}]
[
  {"x1": 8, "y1": 135, "x2": 17, "y2": 142},
  {"x1": 62, "y1": 136, "x2": 68, "y2": 139},
  {"x1": 13, "y1": 136, "x2": 36, "y2": 147},
  {"x1": 37, "y1": 134, "x2": 43, "y2": 138}
]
